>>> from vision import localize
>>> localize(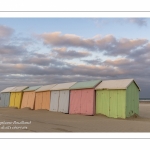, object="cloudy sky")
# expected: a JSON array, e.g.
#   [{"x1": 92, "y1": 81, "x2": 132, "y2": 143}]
[{"x1": 0, "y1": 18, "x2": 150, "y2": 97}]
